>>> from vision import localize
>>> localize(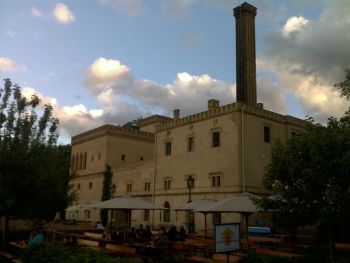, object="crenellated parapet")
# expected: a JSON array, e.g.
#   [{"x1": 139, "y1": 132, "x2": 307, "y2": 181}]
[
  {"x1": 155, "y1": 102, "x2": 305, "y2": 132},
  {"x1": 72, "y1": 124, "x2": 154, "y2": 145}
]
